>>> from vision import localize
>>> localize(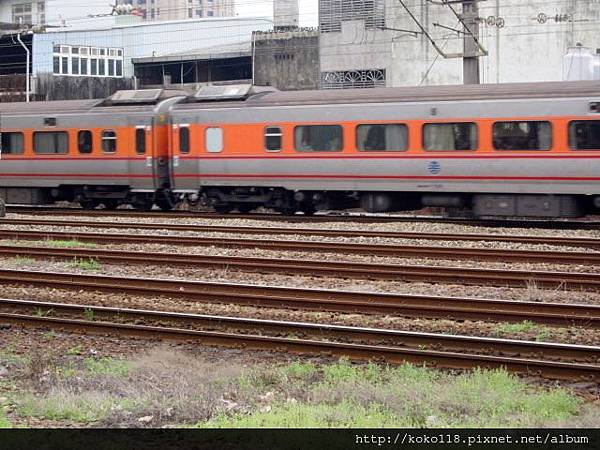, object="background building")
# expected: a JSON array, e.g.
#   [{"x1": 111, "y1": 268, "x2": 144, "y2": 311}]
[
  {"x1": 129, "y1": 0, "x2": 234, "y2": 22},
  {"x1": 319, "y1": 0, "x2": 600, "y2": 88}
]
